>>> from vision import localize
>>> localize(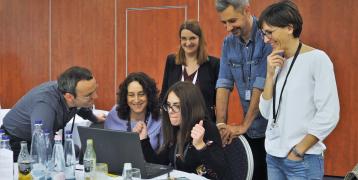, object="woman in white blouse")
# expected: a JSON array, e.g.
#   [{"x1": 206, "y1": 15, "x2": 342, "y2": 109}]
[{"x1": 258, "y1": 1, "x2": 339, "y2": 179}]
